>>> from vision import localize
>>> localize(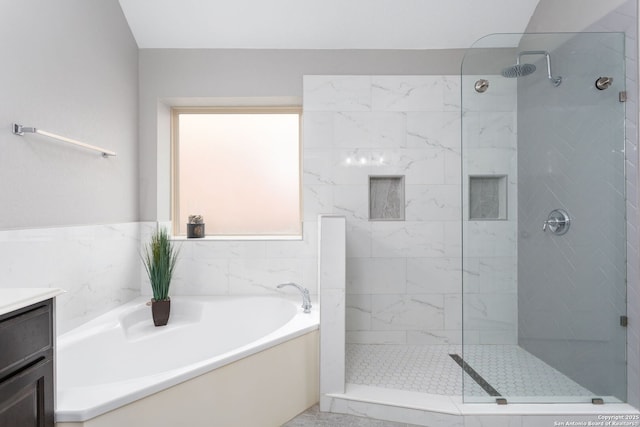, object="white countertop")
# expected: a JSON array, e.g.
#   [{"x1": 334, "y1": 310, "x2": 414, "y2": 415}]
[{"x1": 0, "y1": 288, "x2": 65, "y2": 316}]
